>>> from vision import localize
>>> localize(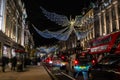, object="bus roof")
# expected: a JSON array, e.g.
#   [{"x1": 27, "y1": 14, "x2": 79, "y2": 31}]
[{"x1": 90, "y1": 31, "x2": 120, "y2": 43}]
